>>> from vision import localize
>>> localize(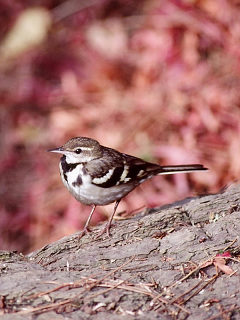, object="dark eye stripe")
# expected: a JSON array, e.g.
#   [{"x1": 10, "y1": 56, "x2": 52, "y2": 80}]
[{"x1": 92, "y1": 166, "x2": 124, "y2": 188}]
